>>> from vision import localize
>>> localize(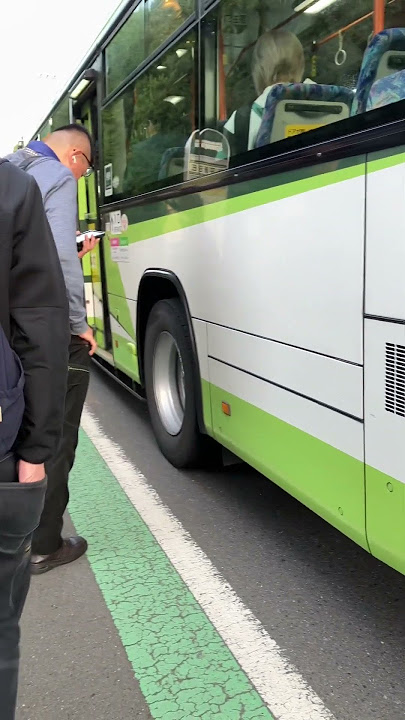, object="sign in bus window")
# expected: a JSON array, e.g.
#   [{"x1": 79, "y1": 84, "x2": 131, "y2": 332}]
[
  {"x1": 184, "y1": 129, "x2": 230, "y2": 181},
  {"x1": 285, "y1": 124, "x2": 323, "y2": 137}
]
